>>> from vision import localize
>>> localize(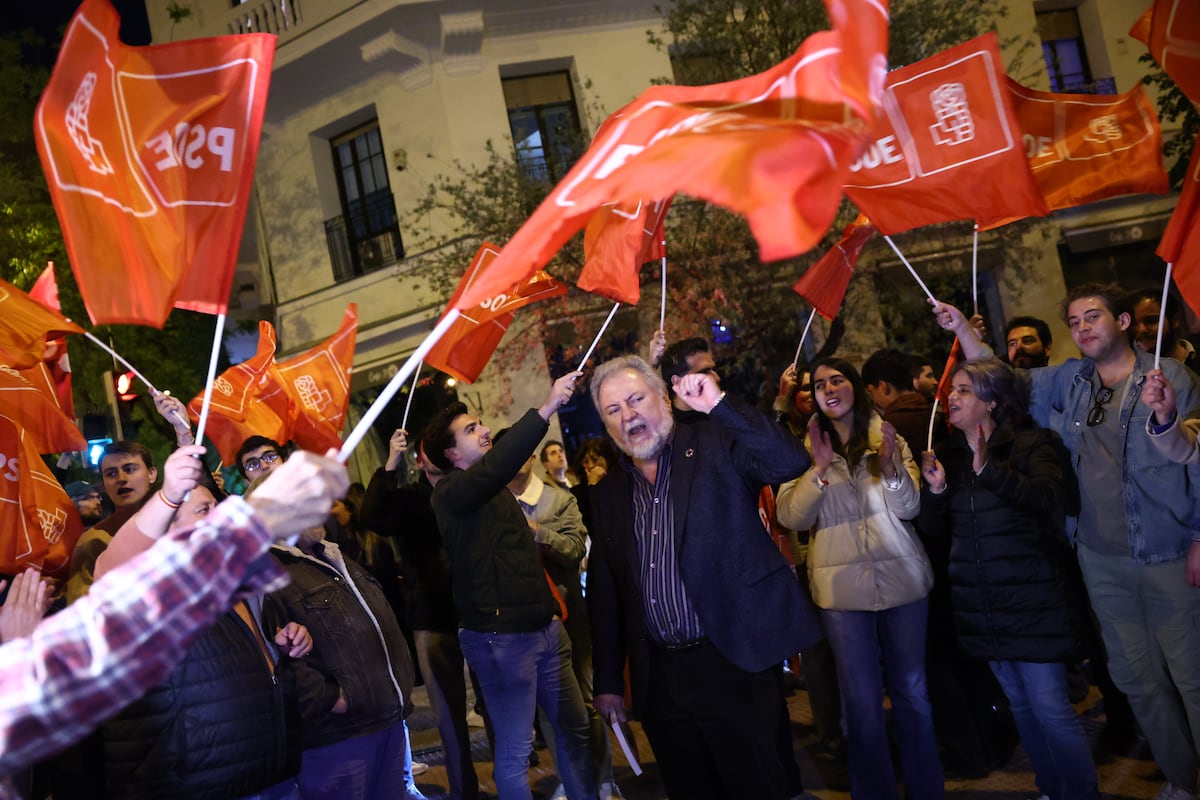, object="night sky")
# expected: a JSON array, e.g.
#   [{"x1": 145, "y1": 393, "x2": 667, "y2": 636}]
[{"x1": 5, "y1": 0, "x2": 151, "y2": 48}]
